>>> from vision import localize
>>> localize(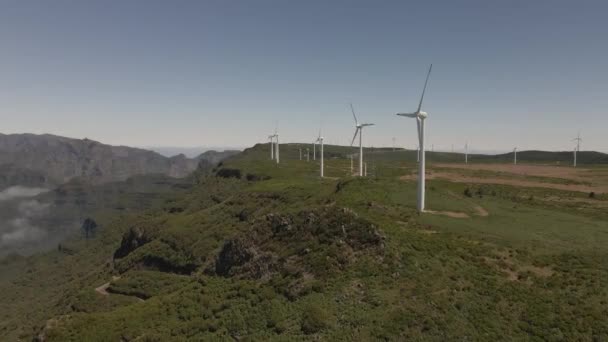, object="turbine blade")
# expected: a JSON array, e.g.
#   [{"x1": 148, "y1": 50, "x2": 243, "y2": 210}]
[
  {"x1": 350, "y1": 128, "x2": 359, "y2": 147},
  {"x1": 417, "y1": 64, "x2": 433, "y2": 113},
  {"x1": 350, "y1": 103, "x2": 358, "y2": 125},
  {"x1": 397, "y1": 113, "x2": 418, "y2": 118}
]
